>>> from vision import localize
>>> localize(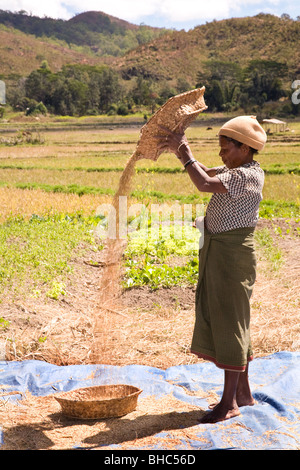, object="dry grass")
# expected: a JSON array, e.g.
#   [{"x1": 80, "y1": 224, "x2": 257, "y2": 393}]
[
  {"x1": 0, "y1": 170, "x2": 299, "y2": 204},
  {"x1": 250, "y1": 223, "x2": 300, "y2": 355},
  {"x1": 263, "y1": 174, "x2": 300, "y2": 203},
  {"x1": 0, "y1": 186, "x2": 111, "y2": 222}
]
